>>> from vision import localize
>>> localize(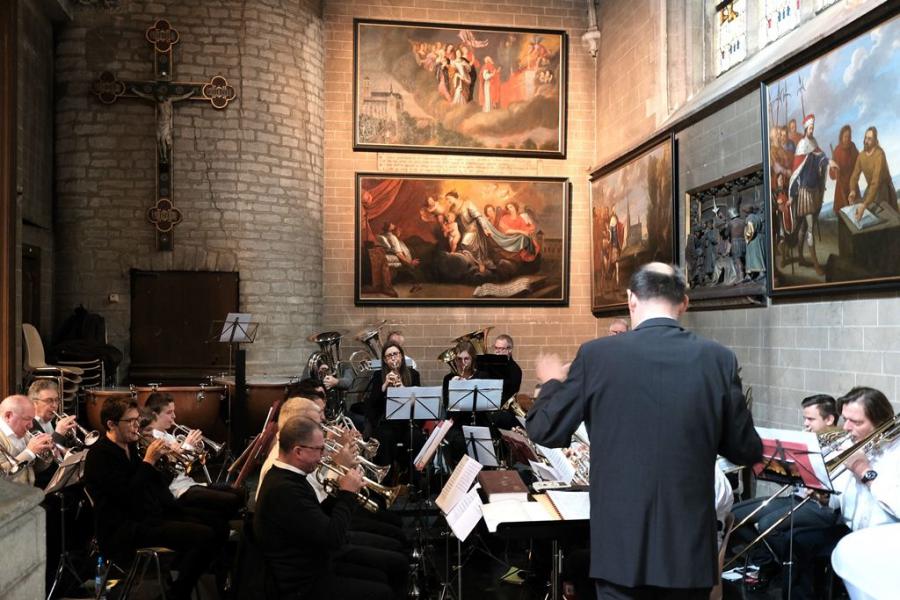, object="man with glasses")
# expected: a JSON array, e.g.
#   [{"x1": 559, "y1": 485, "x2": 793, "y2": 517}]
[
  {"x1": 84, "y1": 397, "x2": 217, "y2": 600},
  {"x1": 28, "y1": 380, "x2": 79, "y2": 487},
  {"x1": 607, "y1": 318, "x2": 629, "y2": 336},
  {"x1": 0, "y1": 394, "x2": 54, "y2": 485},
  {"x1": 487, "y1": 334, "x2": 525, "y2": 431},
  {"x1": 255, "y1": 416, "x2": 396, "y2": 600}
]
